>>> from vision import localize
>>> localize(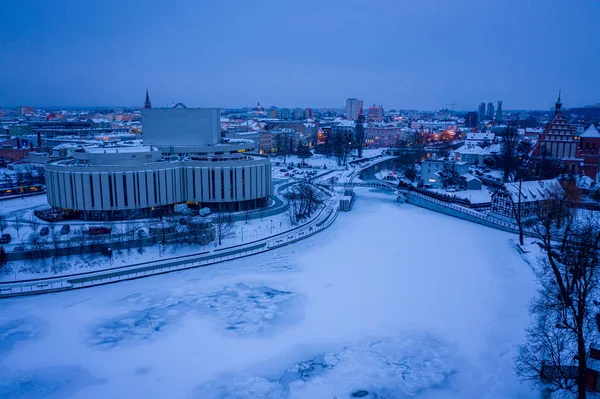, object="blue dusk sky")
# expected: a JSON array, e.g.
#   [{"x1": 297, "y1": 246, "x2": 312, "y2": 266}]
[{"x1": 0, "y1": 0, "x2": 598, "y2": 110}]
